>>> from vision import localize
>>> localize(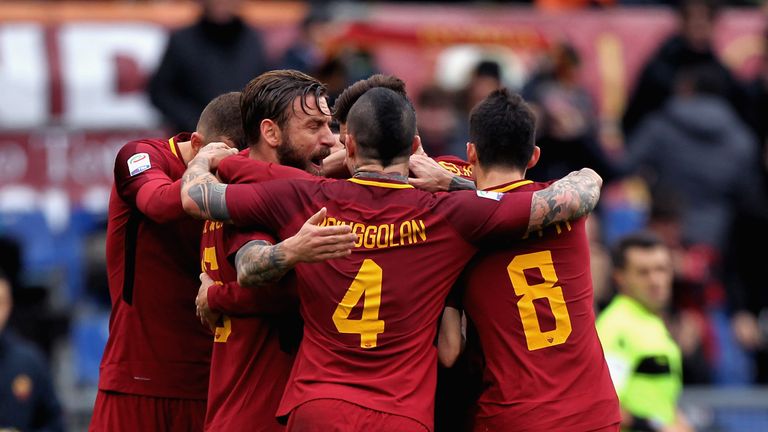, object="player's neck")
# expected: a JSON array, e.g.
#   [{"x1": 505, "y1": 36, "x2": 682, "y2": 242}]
[
  {"x1": 177, "y1": 140, "x2": 194, "y2": 165},
  {"x1": 353, "y1": 160, "x2": 409, "y2": 183},
  {"x1": 474, "y1": 166, "x2": 526, "y2": 190},
  {"x1": 248, "y1": 145, "x2": 279, "y2": 164}
]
